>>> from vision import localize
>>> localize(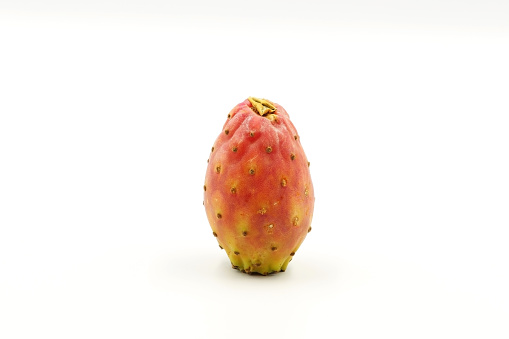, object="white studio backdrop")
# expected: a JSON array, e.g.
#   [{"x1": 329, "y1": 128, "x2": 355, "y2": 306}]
[{"x1": 1, "y1": 1, "x2": 509, "y2": 338}]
